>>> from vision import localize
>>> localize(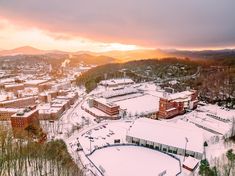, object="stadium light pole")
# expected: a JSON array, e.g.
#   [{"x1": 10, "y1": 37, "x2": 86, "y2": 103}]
[
  {"x1": 89, "y1": 134, "x2": 94, "y2": 154},
  {"x1": 183, "y1": 137, "x2": 188, "y2": 162},
  {"x1": 89, "y1": 136, "x2": 92, "y2": 154}
]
